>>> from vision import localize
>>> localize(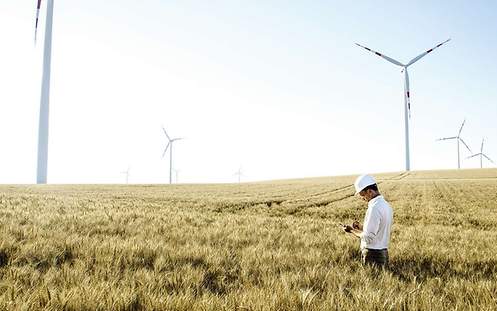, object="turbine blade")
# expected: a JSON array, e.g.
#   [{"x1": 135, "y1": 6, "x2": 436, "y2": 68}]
[
  {"x1": 481, "y1": 138, "x2": 484, "y2": 153},
  {"x1": 162, "y1": 126, "x2": 171, "y2": 141},
  {"x1": 466, "y1": 153, "x2": 480, "y2": 159},
  {"x1": 459, "y1": 138, "x2": 472, "y2": 153},
  {"x1": 355, "y1": 43, "x2": 404, "y2": 67},
  {"x1": 482, "y1": 154, "x2": 494, "y2": 164},
  {"x1": 406, "y1": 39, "x2": 451, "y2": 66},
  {"x1": 458, "y1": 119, "x2": 466, "y2": 137},
  {"x1": 35, "y1": 0, "x2": 42, "y2": 43},
  {"x1": 162, "y1": 142, "x2": 170, "y2": 158},
  {"x1": 437, "y1": 137, "x2": 457, "y2": 141}
]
